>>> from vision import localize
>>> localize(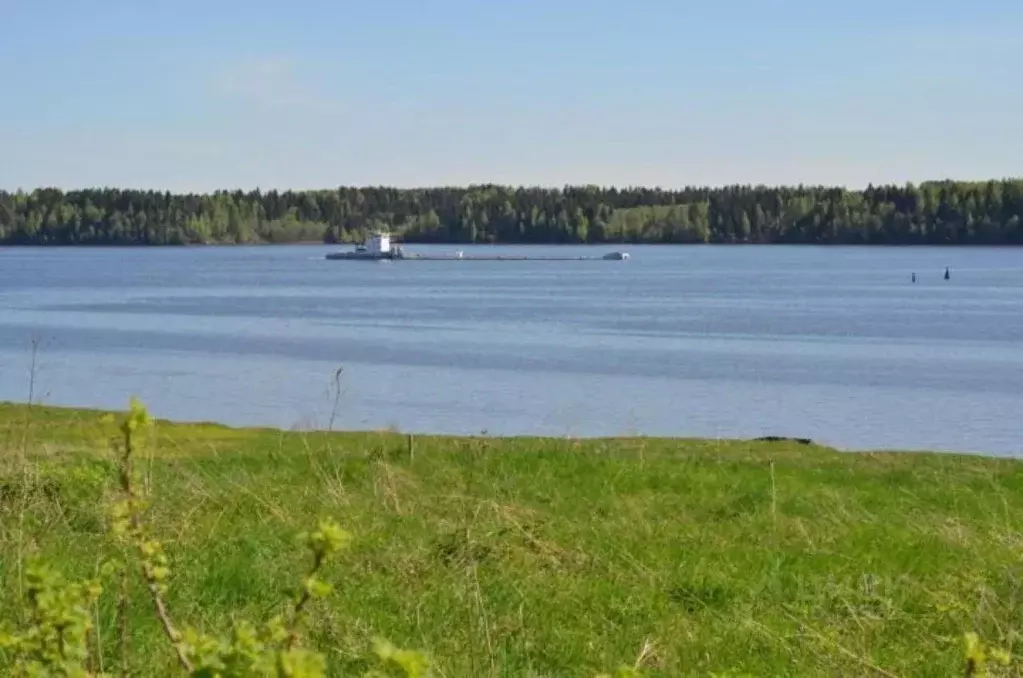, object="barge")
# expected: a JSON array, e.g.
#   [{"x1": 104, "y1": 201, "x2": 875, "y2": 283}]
[{"x1": 325, "y1": 232, "x2": 630, "y2": 262}]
